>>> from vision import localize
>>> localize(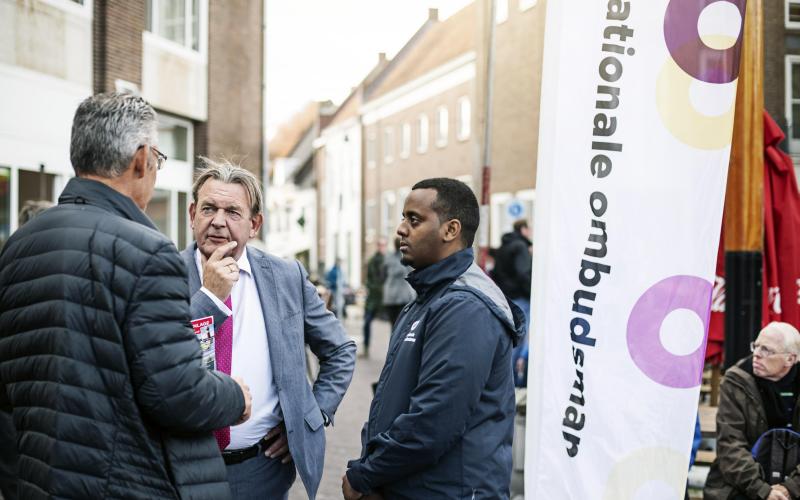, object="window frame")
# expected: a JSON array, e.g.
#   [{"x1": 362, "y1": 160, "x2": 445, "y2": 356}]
[
  {"x1": 400, "y1": 122, "x2": 411, "y2": 159},
  {"x1": 457, "y1": 96, "x2": 471, "y2": 141},
  {"x1": 383, "y1": 125, "x2": 395, "y2": 165},
  {"x1": 495, "y1": 0, "x2": 509, "y2": 24},
  {"x1": 519, "y1": 0, "x2": 537, "y2": 11},
  {"x1": 785, "y1": 55, "x2": 800, "y2": 152},
  {"x1": 146, "y1": 0, "x2": 208, "y2": 55},
  {"x1": 417, "y1": 113, "x2": 429, "y2": 154},
  {"x1": 436, "y1": 106, "x2": 449, "y2": 148},
  {"x1": 787, "y1": 0, "x2": 800, "y2": 29}
]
